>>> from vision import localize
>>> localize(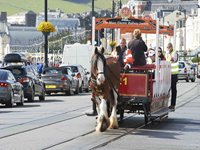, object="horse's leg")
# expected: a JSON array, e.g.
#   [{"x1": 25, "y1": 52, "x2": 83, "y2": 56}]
[
  {"x1": 95, "y1": 96, "x2": 100, "y2": 115},
  {"x1": 96, "y1": 98, "x2": 110, "y2": 132},
  {"x1": 109, "y1": 89, "x2": 119, "y2": 129}
]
